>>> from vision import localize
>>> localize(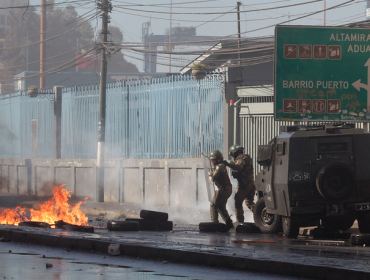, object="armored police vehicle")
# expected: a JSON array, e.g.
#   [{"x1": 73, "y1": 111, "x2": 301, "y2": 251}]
[{"x1": 254, "y1": 123, "x2": 370, "y2": 237}]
